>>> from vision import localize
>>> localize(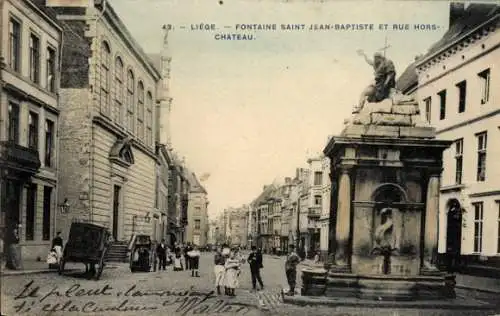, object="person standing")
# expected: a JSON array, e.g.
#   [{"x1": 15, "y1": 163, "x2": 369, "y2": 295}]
[
  {"x1": 156, "y1": 239, "x2": 168, "y2": 271},
  {"x1": 51, "y1": 231, "x2": 64, "y2": 264},
  {"x1": 184, "y1": 243, "x2": 193, "y2": 271},
  {"x1": 213, "y1": 245, "x2": 226, "y2": 295},
  {"x1": 284, "y1": 244, "x2": 301, "y2": 296},
  {"x1": 247, "y1": 246, "x2": 264, "y2": 291},
  {"x1": 188, "y1": 245, "x2": 201, "y2": 277},
  {"x1": 224, "y1": 249, "x2": 241, "y2": 297}
]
